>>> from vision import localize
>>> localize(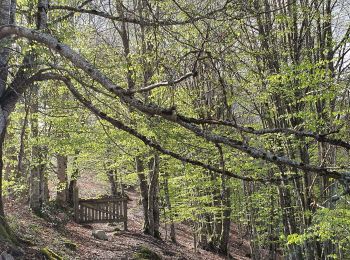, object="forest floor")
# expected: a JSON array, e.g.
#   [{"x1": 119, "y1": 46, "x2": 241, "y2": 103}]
[{"x1": 1, "y1": 173, "x2": 254, "y2": 260}]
